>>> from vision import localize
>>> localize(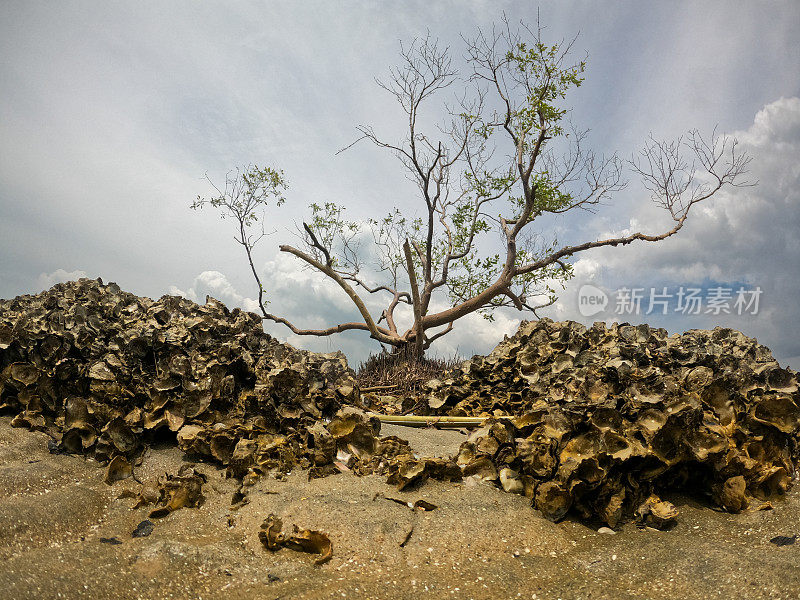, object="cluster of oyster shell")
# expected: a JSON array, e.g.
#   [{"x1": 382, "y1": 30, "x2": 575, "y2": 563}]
[
  {"x1": 0, "y1": 278, "x2": 462, "y2": 493},
  {"x1": 427, "y1": 319, "x2": 800, "y2": 526},
  {"x1": 0, "y1": 278, "x2": 358, "y2": 473},
  {"x1": 3, "y1": 280, "x2": 798, "y2": 528}
]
